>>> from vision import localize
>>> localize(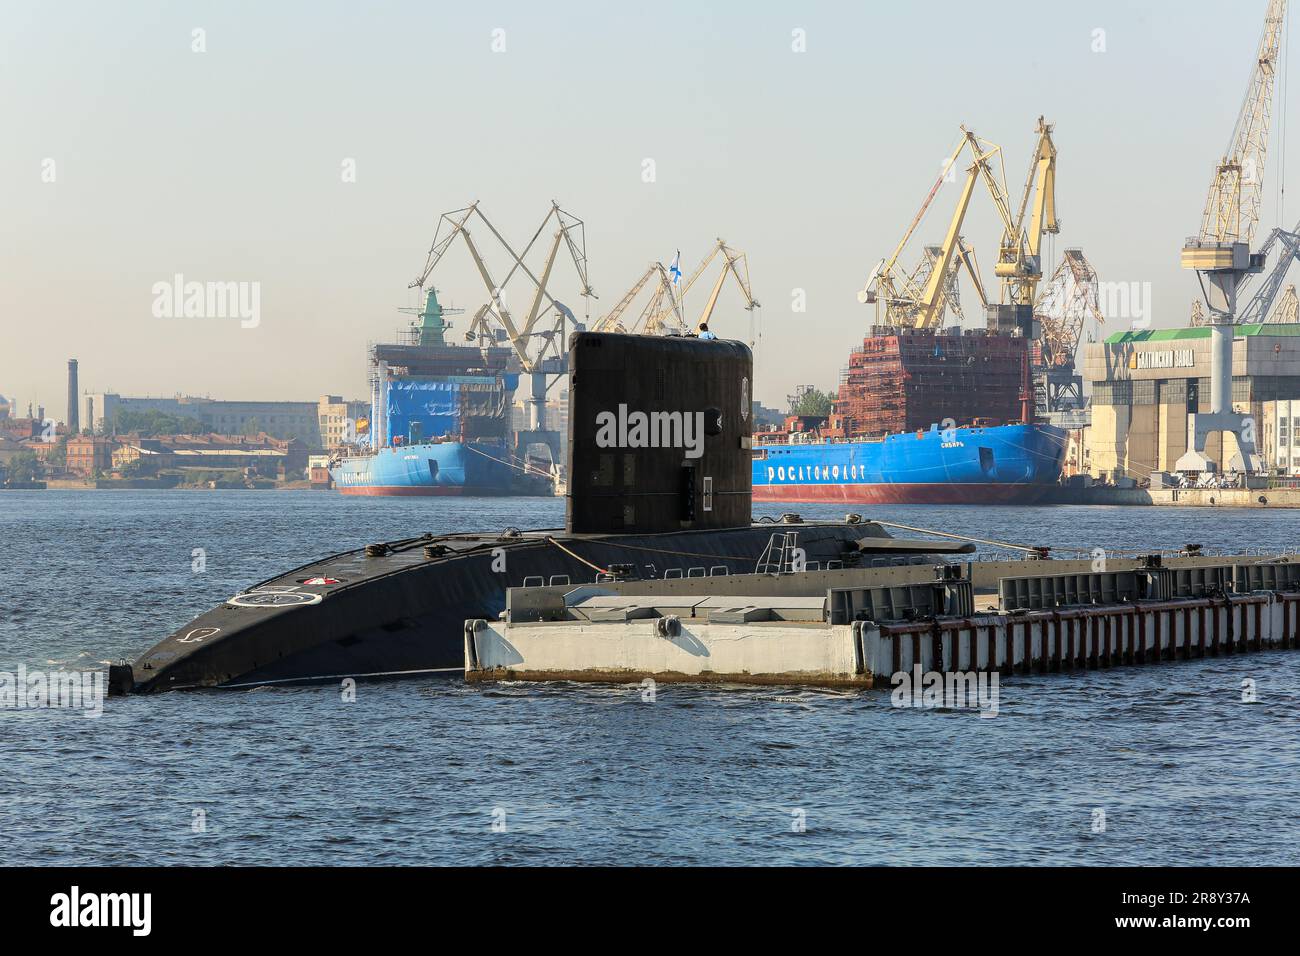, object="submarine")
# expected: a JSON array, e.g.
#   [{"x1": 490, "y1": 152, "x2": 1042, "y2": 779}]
[{"x1": 109, "y1": 333, "x2": 973, "y2": 694}]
